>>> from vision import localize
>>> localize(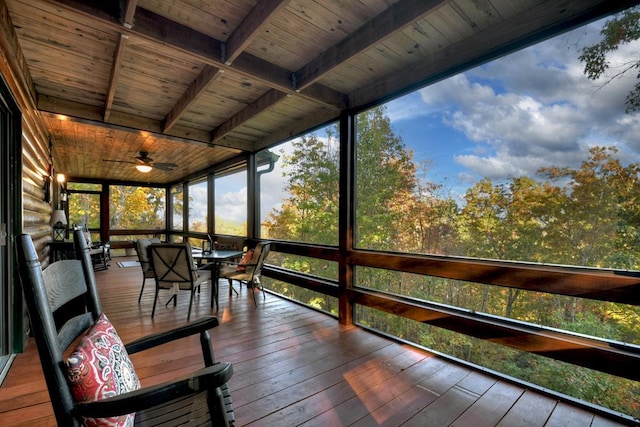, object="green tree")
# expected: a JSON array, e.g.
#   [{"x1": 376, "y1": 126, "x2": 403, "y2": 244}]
[
  {"x1": 579, "y1": 6, "x2": 640, "y2": 112},
  {"x1": 264, "y1": 126, "x2": 340, "y2": 245},
  {"x1": 355, "y1": 107, "x2": 417, "y2": 251}
]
